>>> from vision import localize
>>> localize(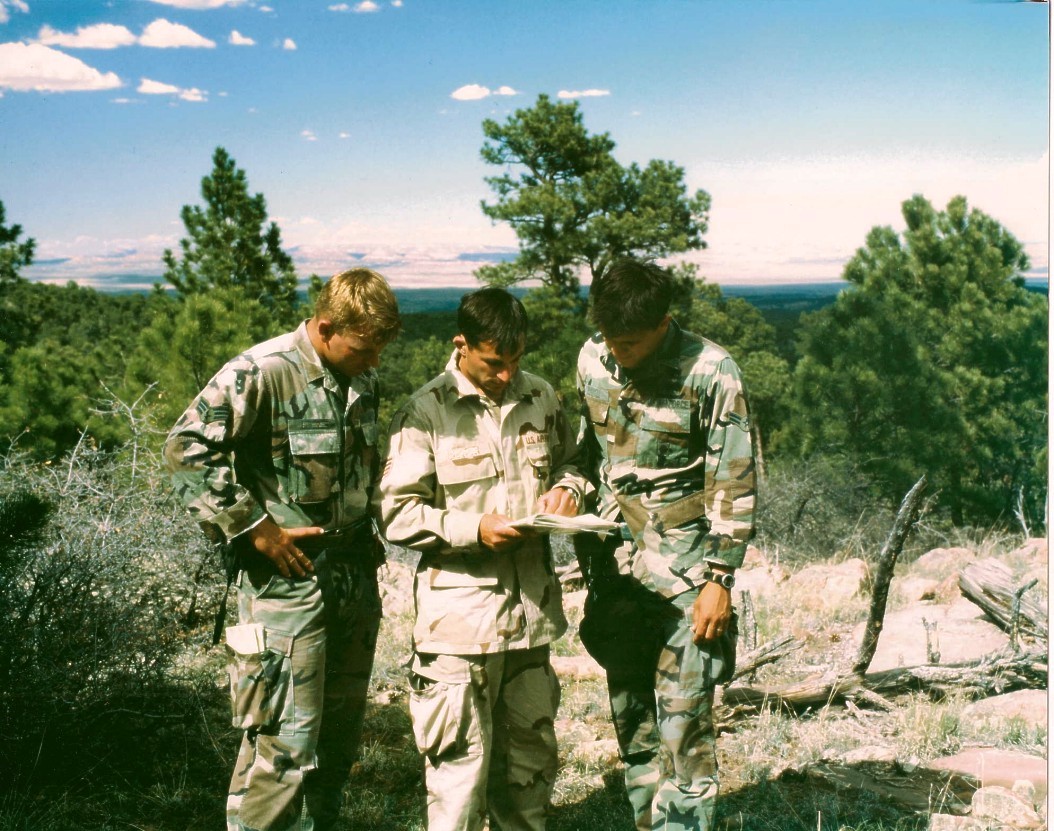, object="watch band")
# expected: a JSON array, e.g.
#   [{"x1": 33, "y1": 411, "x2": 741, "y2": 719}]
[{"x1": 703, "y1": 569, "x2": 735, "y2": 589}]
